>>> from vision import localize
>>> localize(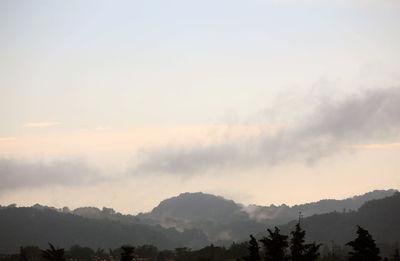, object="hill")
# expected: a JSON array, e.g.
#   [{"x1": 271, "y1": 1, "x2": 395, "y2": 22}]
[
  {"x1": 137, "y1": 192, "x2": 264, "y2": 243},
  {"x1": 243, "y1": 189, "x2": 397, "y2": 224},
  {"x1": 275, "y1": 192, "x2": 400, "y2": 245},
  {"x1": 0, "y1": 207, "x2": 209, "y2": 254},
  {"x1": 136, "y1": 190, "x2": 397, "y2": 242},
  {"x1": 1, "y1": 189, "x2": 397, "y2": 254}
]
